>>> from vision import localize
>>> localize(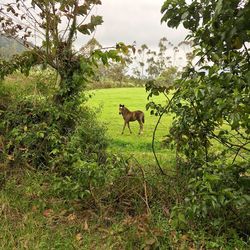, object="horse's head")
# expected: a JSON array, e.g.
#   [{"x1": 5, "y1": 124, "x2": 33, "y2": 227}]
[{"x1": 119, "y1": 104, "x2": 125, "y2": 114}]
